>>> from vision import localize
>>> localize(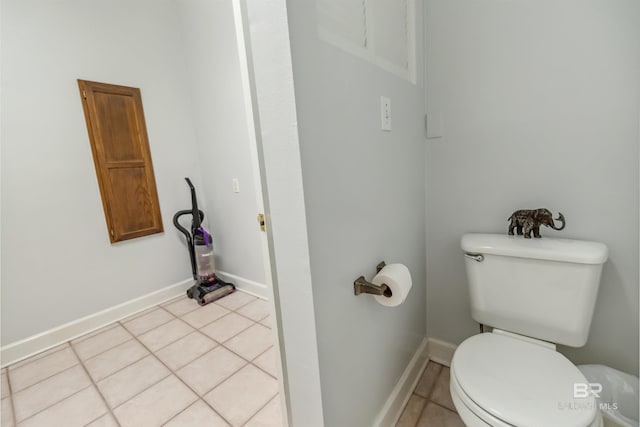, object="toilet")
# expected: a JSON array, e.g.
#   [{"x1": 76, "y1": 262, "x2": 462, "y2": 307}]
[{"x1": 450, "y1": 233, "x2": 609, "y2": 427}]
